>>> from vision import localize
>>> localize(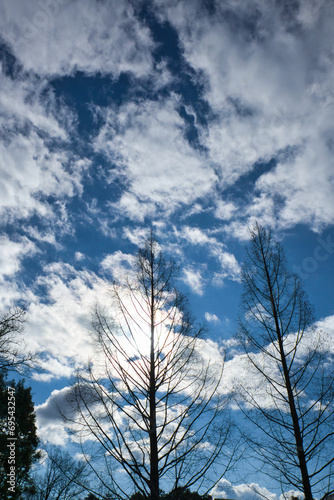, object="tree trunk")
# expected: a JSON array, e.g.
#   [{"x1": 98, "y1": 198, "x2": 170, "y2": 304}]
[
  {"x1": 149, "y1": 249, "x2": 159, "y2": 500},
  {"x1": 262, "y1": 251, "x2": 313, "y2": 500}
]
